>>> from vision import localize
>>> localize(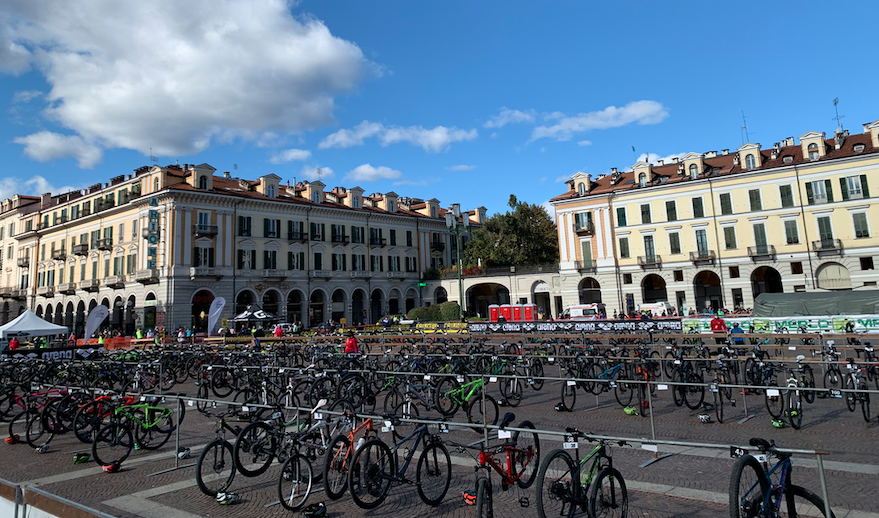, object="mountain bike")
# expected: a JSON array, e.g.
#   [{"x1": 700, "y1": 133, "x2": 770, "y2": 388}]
[
  {"x1": 843, "y1": 358, "x2": 871, "y2": 422},
  {"x1": 729, "y1": 438, "x2": 835, "y2": 517},
  {"x1": 195, "y1": 408, "x2": 255, "y2": 496},
  {"x1": 91, "y1": 398, "x2": 177, "y2": 465},
  {"x1": 323, "y1": 412, "x2": 377, "y2": 500}
]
